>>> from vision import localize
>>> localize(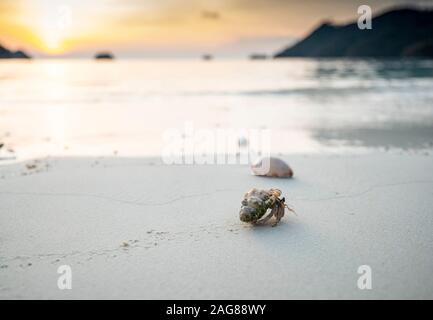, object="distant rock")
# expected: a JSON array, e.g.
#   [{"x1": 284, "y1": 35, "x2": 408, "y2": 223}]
[
  {"x1": 249, "y1": 53, "x2": 268, "y2": 60},
  {"x1": 94, "y1": 52, "x2": 115, "y2": 60},
  {"x1": 202, "y1": 54, "x2": 213, "y2": 61},
  {"x1": 0, "y1": 44, "x2": 31, "y2": 59},
  {"x1": 275, "y1": 8, "x2": 433, "y2": 58}
]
